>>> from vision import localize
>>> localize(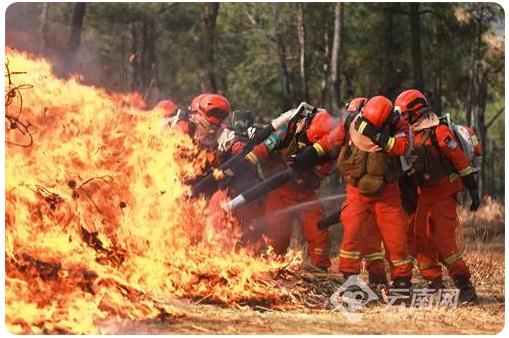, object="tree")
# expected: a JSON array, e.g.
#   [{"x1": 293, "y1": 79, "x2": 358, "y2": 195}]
[
  {"x1": 64, "y1": 2, "x2": 87, "y2": 73},
  {"x1": 409, "y1": 3, "x2": 424, "y2": 90},
  {"x1": 296, "y1": 3, "x2": 308, "y2": 101},
  {"x1": 197, "y1": 2, "x2": 220, "y2": 92},
  {"x1": 329, "y1": 2, "x2": 343, "y2": 114}
]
